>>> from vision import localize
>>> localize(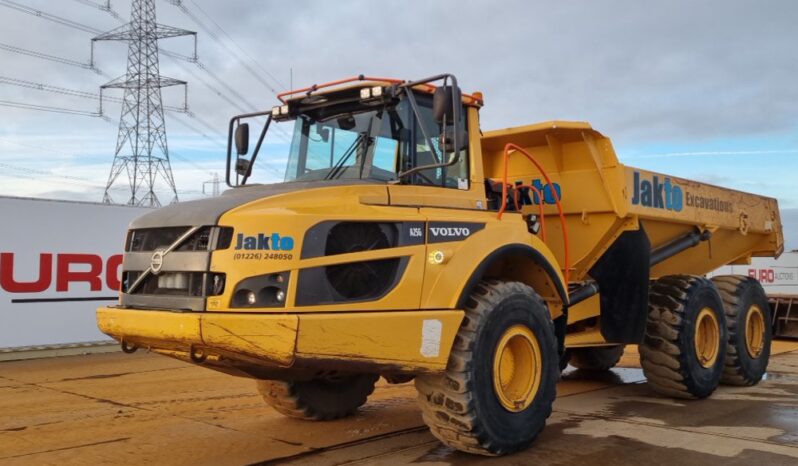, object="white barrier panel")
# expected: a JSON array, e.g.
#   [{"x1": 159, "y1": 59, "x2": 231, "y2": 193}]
[
  {"x1": 710, "y1": 251, "x2": 798, "y2": 296},
  {"x1": 0, "y1": 197, "x2": 149, "y2": 349}
]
